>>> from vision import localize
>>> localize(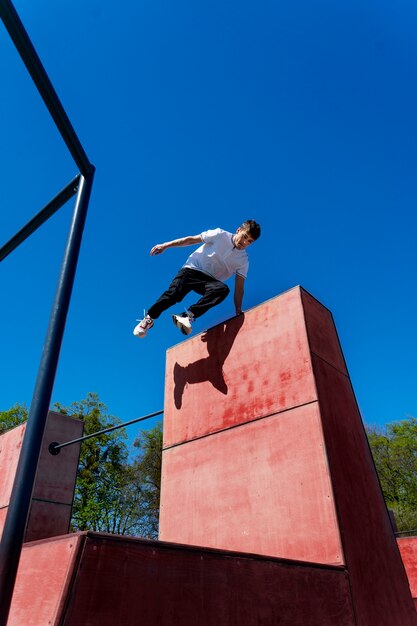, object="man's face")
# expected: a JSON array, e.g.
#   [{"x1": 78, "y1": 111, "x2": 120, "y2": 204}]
[{"x1": 234, "y1": 227, "x2": 254, "y2": 250}]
